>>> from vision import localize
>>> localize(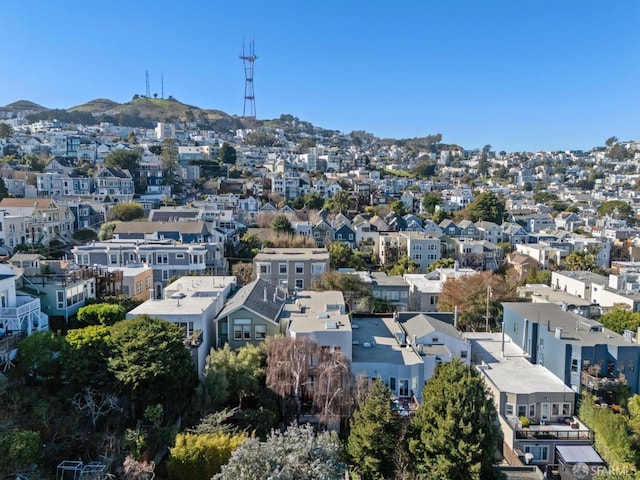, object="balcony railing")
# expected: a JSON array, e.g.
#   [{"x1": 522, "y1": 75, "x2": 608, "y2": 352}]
[{"x1": 581, "y1": 371, "x2": 625, "y2": 391}]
